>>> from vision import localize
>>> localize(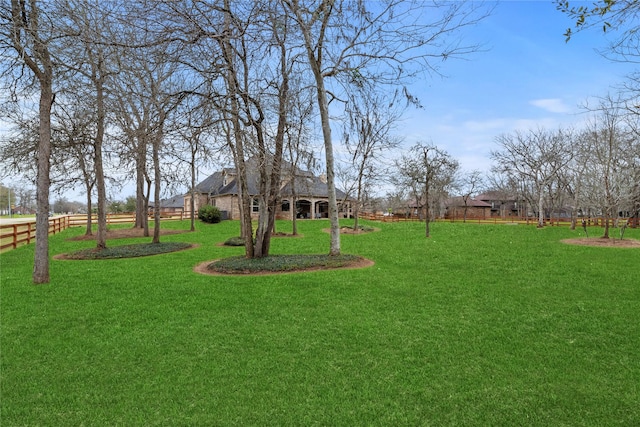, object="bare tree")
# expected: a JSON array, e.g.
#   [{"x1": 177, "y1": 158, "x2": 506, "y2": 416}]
[
  {"x1": 1, "y1": 0, "x2": 57, "y2": 283},
  {"x1": 491, "y1": 128, "x2": 574, "y2": 228},
  {"x1": 51, "y1": 99, "x2": 96, "y2": 235},
  {"x1": 283, "y1": 0, "x2": 490, "y2": 254},
  {"x1": 396, "y1": 143, "x2": 459, "y2": 237},
  {"x1": 342, "y1": 87, "x2": 403, "y2": 230},
  {"x1": 171, "y1": 94, "x2": 218, "y2": 232},
  {"x1": 56, "y1": 0, "x2": 123, "y2": 250},
  {"x1": 283, "y1": 83, "x2": 316, "y2": 236},
  {"x1": 459, "y1": 170, "x2": 484, "y2": 222},
  {"x1": 581, "y1": 95, "x2": 636, "y2": 238}
]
